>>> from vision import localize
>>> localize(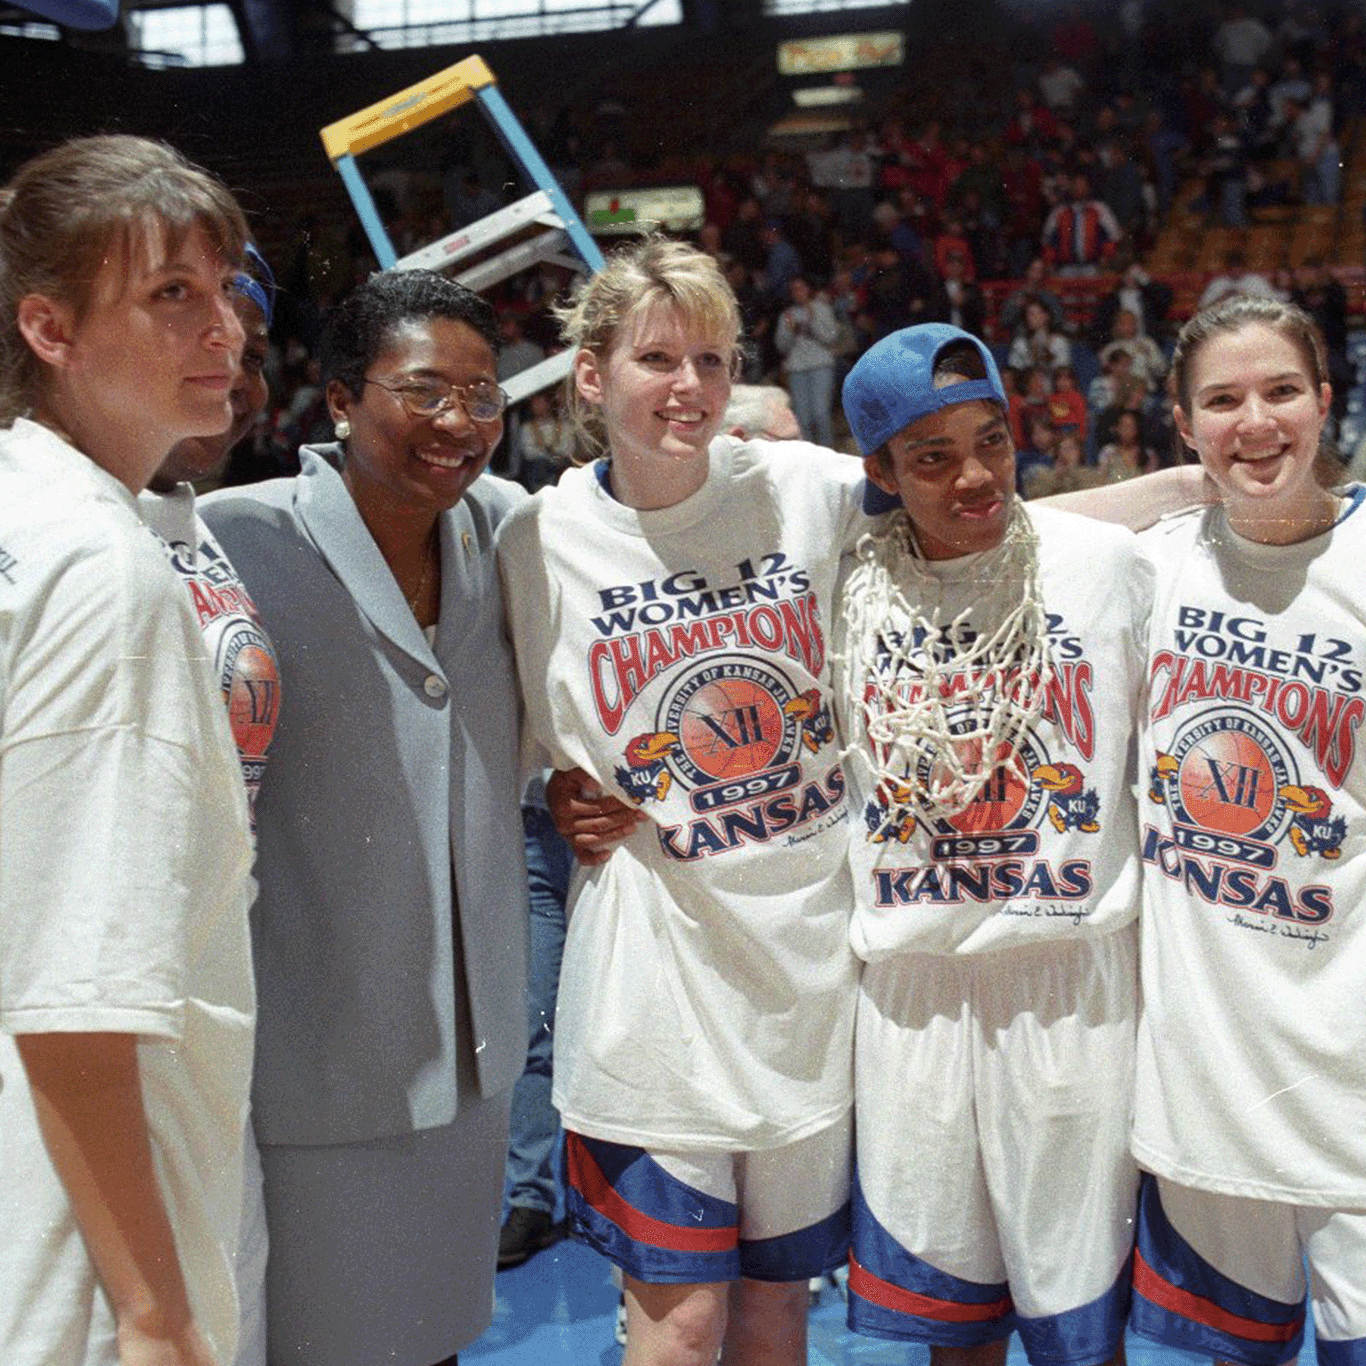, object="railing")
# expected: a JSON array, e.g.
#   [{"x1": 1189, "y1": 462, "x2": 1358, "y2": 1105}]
[{"x1": 978, "y1": 265, "x2": 1366, "y2": 343}]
